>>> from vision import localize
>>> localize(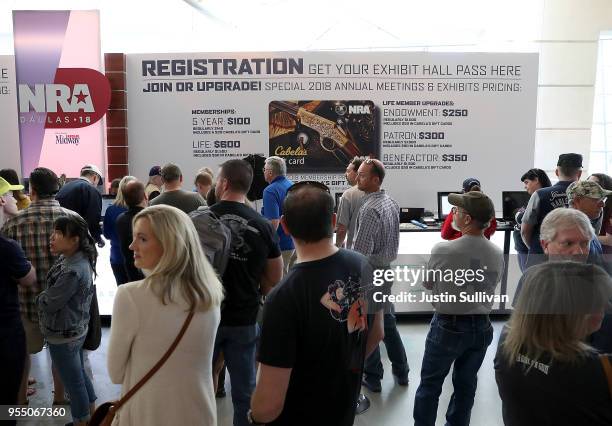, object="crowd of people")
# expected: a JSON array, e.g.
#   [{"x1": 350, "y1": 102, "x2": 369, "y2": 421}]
[{"x1": 1, "y1": 152, "x2": 612, "y2": 426}]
